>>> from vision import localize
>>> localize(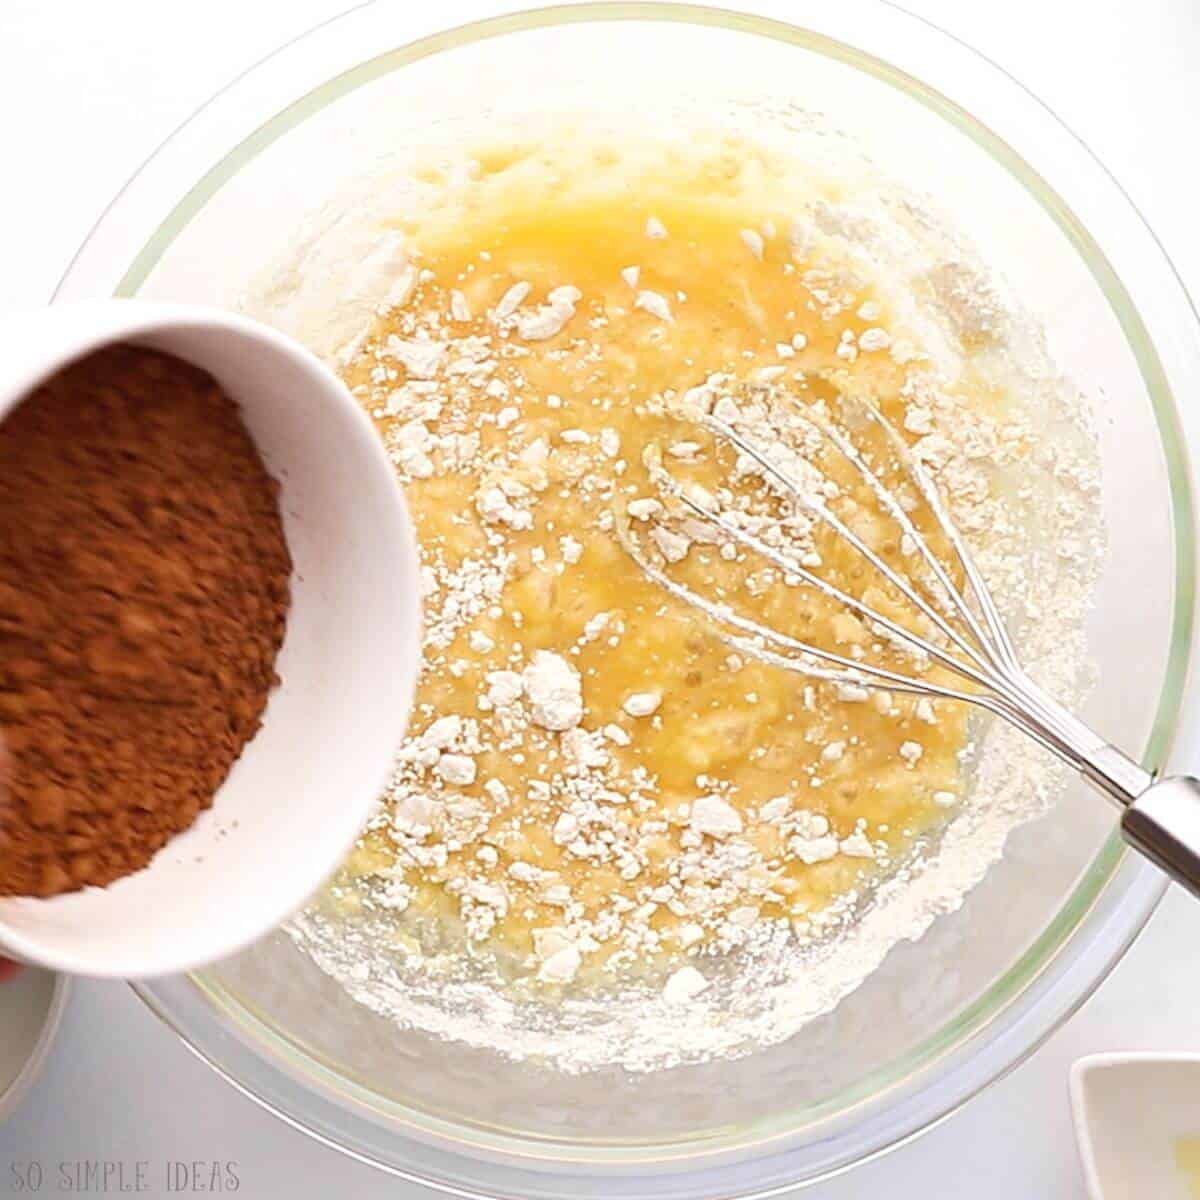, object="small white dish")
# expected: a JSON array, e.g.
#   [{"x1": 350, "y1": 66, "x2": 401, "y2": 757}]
[
  {"x1": 0, "y1": 301, "x2": 421, "y2": 979},
  {"x1": 1071, "y1": 1053, "x2": 1200, "y2": 1199},
  {"x1": 0, "y1": 968, "x2": 68, "y2": 1124}
]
